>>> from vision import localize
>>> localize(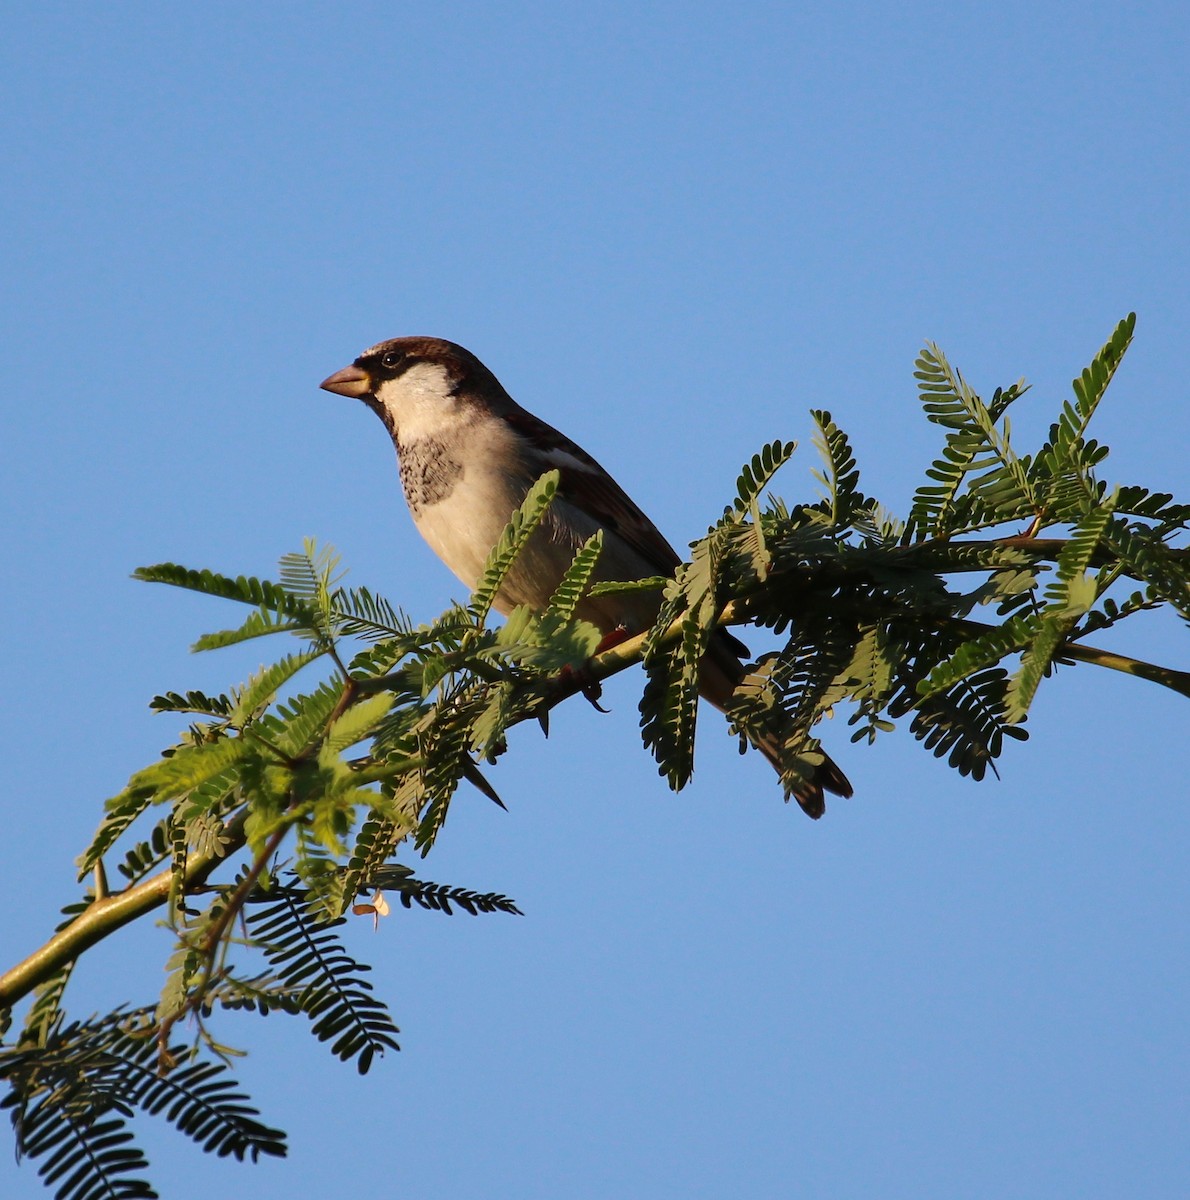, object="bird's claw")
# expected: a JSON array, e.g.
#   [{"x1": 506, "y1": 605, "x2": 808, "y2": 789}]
[{"x1": 556, "y1": 663, "x2": 609, "y2": 712}]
